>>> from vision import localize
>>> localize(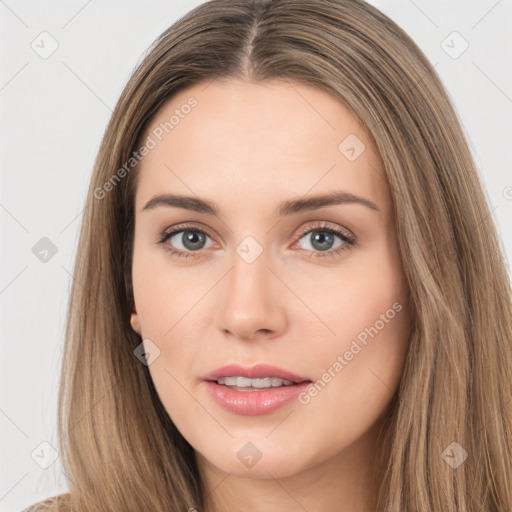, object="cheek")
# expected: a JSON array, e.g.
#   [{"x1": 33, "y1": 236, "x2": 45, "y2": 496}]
[
  {"x1": 293, "y1": 294, "x2": 410, "y2": 458},
  {"x1": 131, "y1": 243, "x2": 212, "y2": 413},
  {"x1": 131, "y1": 239, "x2": 210, "y2": 340},
  {"x1": 303, "y1": 245, "x2": 411, "y2": 407},
  {"x1": 304, "y1": 258, "x2": 410, "y2": 423},
  {"x1": 131, "y1": 245, "x2": 205, "y2": 428},
  {"x1": 302, "y1": 244, "x2": 409, "y2": 351}
]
